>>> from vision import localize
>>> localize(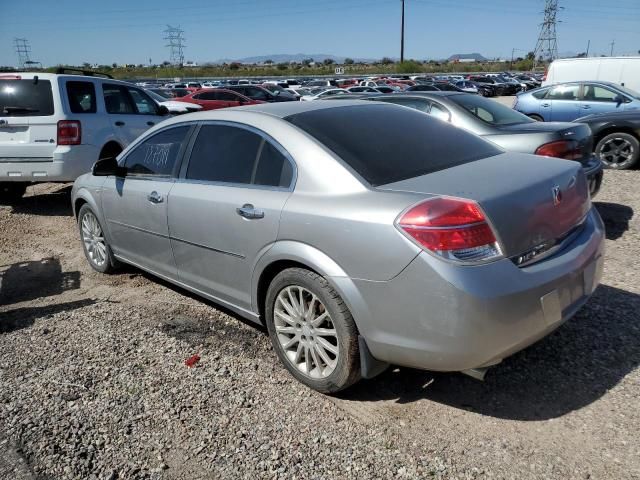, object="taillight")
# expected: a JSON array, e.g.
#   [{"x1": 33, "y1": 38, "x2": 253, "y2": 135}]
[
  {"x1": 57, "y1": 120, "x2": 81, "y2": 145},
  {"x1": 396, "y1": 197, "x2": 503, "y2": 264},
  {"x1": 535, "y1": 140, "x2": 581, "y2": 160}
]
